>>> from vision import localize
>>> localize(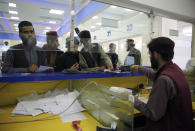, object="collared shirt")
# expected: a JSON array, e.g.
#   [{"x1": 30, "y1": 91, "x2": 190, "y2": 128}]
[
  {"x1": 134, "y1": 66, "x2": 177, "y2": 121},
  {"x1": 2, "y1": 44, "x2": 47, "y2": 73}
]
